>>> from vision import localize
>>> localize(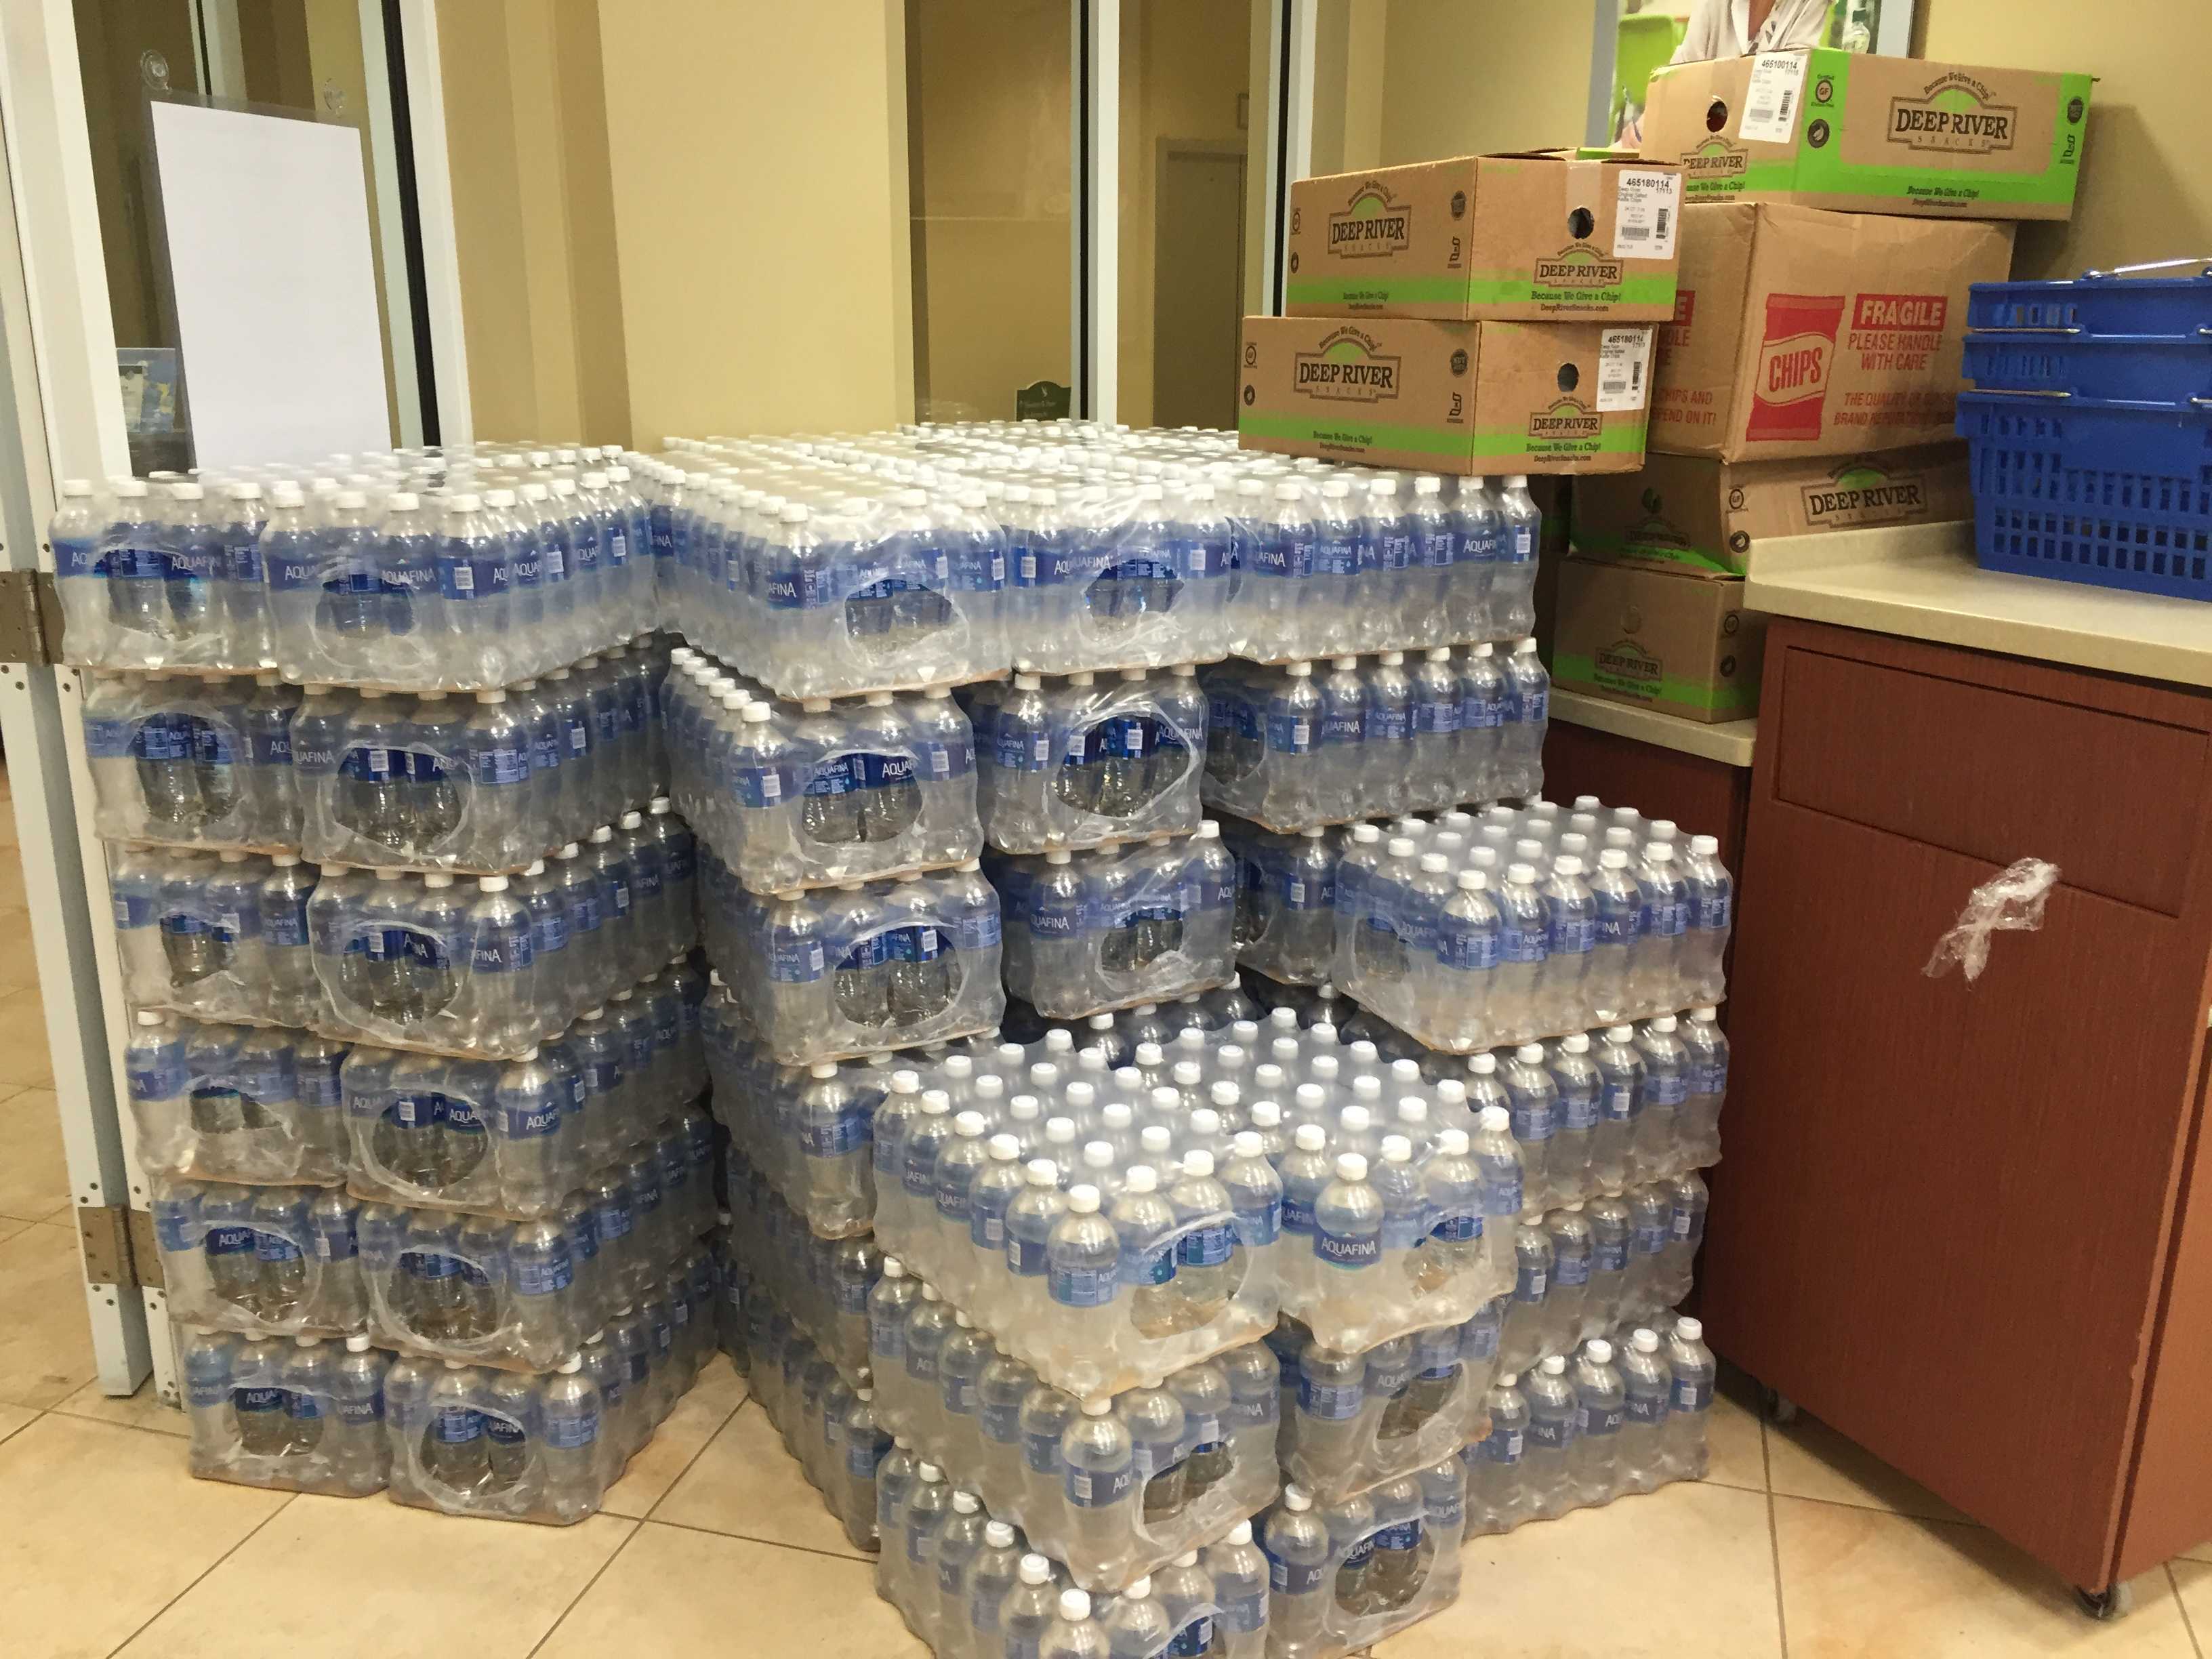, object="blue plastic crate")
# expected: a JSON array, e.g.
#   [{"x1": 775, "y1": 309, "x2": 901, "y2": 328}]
[
  {"x1": 1955, "y1": 392, "x2": 2212, "y2": 602},
  {"x1": 1969, "y1": 260, "x2": 2212, "y2": 340},
  {"x1": 1962, "y1": 334, "x2": 2212, "y2": 404}
]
